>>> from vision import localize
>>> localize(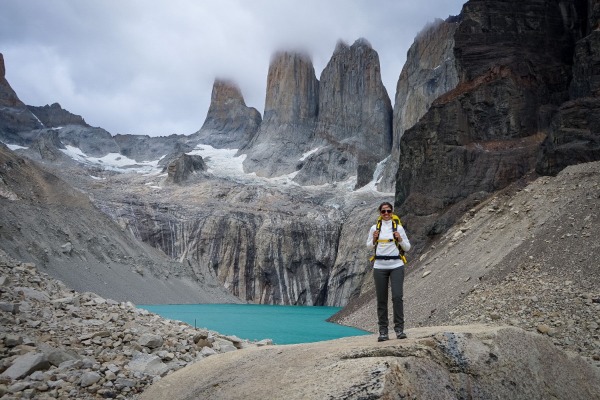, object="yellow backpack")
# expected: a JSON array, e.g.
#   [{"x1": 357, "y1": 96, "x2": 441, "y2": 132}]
[{"x1": 369, "y1": 214, "x2": 407, "y2": 264}]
